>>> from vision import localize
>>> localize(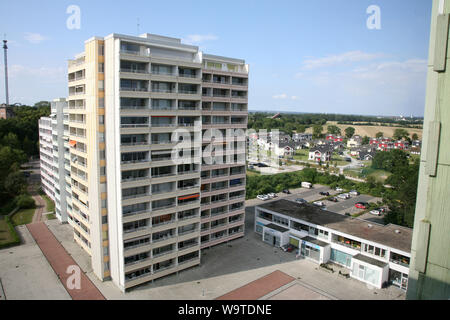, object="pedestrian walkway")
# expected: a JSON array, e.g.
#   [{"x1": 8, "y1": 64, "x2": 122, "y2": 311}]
[
  {"x1": 215, "y1": 270, "x2": 295, "y2": 300},
  {"x1": 26, "y1": 222, "x2": 105, "y2": 300}
]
